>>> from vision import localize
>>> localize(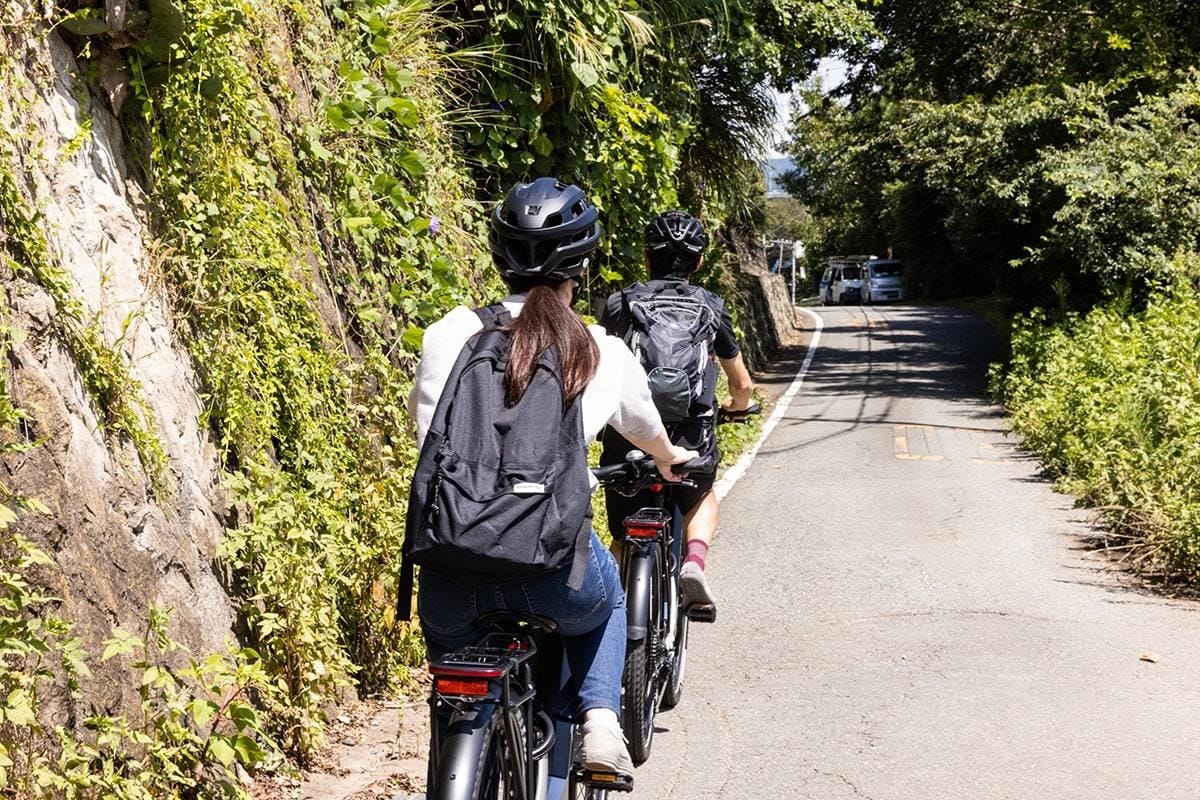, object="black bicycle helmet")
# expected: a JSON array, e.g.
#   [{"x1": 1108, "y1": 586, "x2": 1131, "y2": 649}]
[
  {"x1": 489, "y1": 178, "x2": 602, "y2": 283},
  {"x1": 645, "y1": 210, "x2": 707, "y2": 260}
]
